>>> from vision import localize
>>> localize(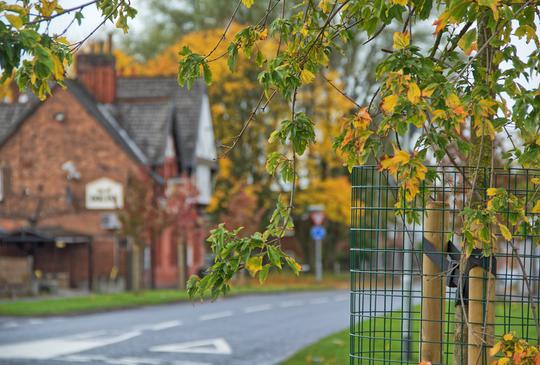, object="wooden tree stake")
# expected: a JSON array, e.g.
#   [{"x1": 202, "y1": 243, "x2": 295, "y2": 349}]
[
  {"x1": 421, "y1": 201, "x2": 446, "y2": 364},
  {"x1": 468, "y1": 266, "x2": 495, "y2": 365}
]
